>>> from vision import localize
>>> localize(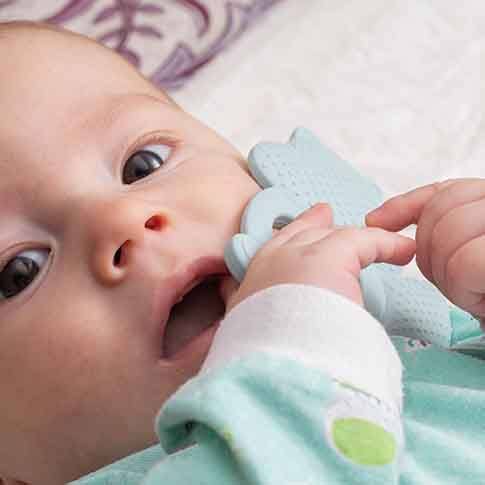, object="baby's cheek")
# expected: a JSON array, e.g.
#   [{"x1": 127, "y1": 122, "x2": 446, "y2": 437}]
[{"x1": 7, "y1": 302, "x2": 115, "y2": 420}]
